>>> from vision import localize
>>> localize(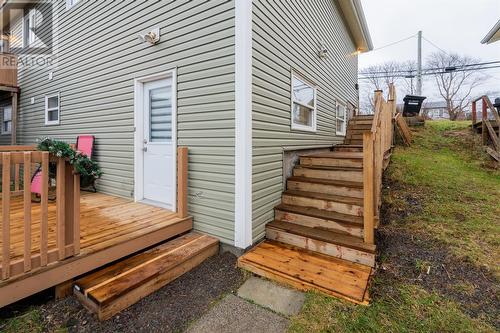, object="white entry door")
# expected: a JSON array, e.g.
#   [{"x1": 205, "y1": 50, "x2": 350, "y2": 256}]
[{"x1": 141, "y1": 79, "x2": 175, "y2": 208}]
